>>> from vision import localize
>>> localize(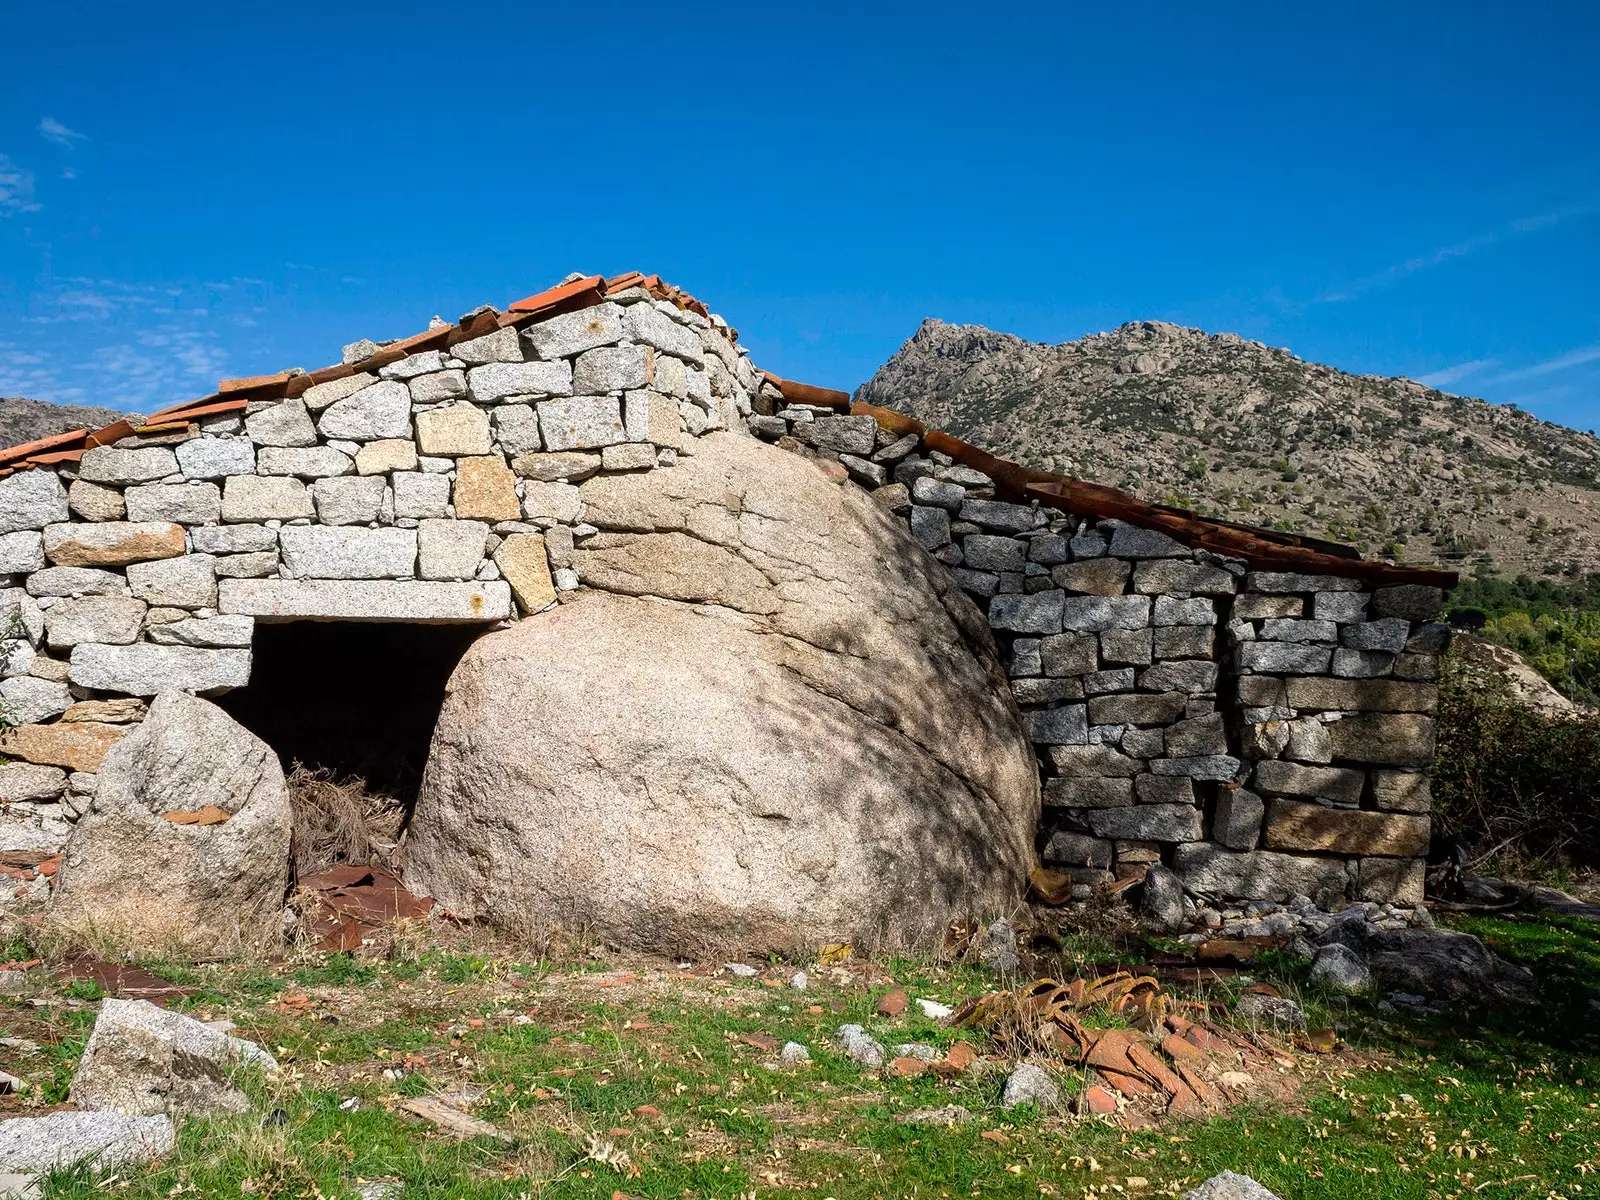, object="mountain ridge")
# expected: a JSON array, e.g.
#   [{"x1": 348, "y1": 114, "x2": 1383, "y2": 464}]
[{"x1": 858, "y1": 318, "x2": 1600, "y2": 579}]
